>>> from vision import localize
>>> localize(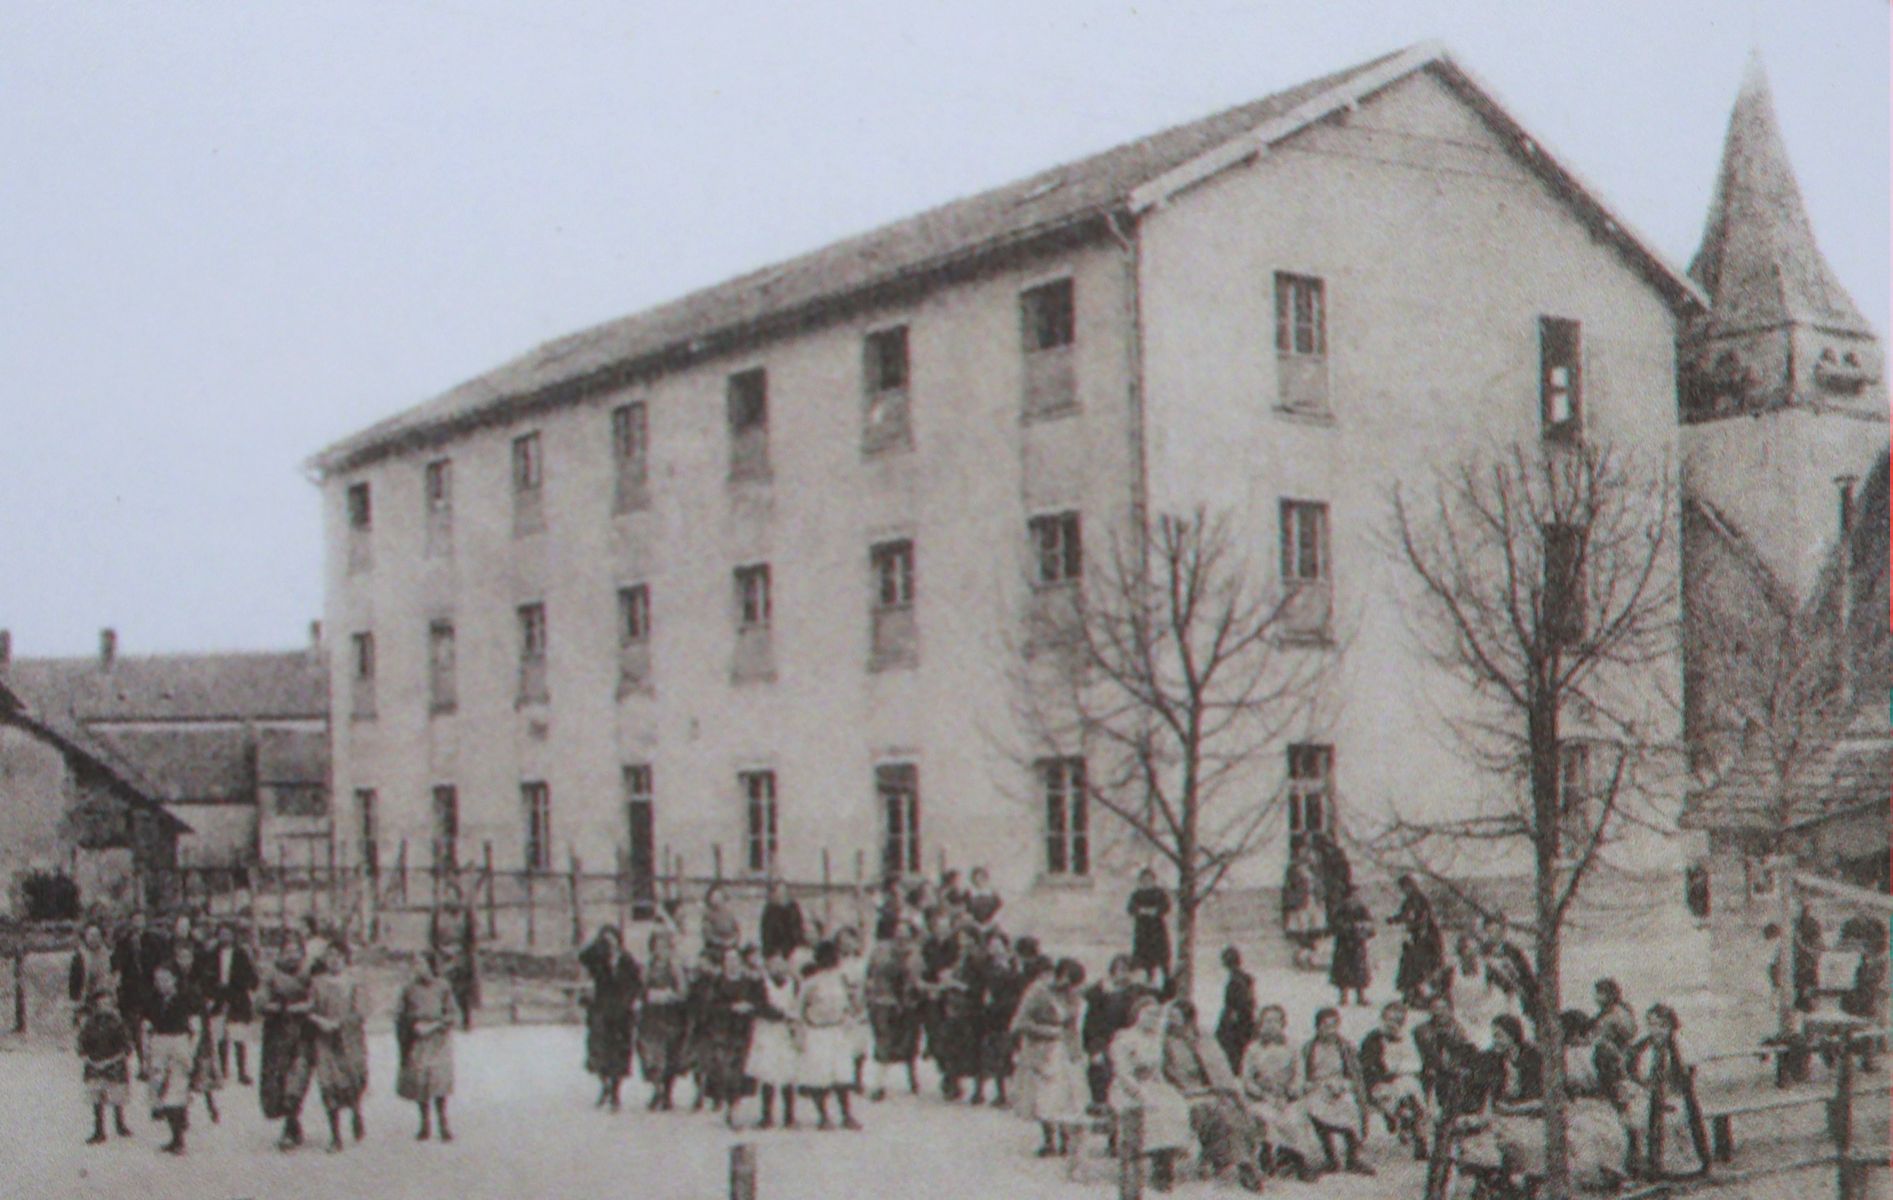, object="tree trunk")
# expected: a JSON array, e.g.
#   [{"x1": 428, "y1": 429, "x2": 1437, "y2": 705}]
[
  {"x1": 1529, "y1": 689, "x2": 1574, "y2": 1200},
  {"x1": 1174, "y1": 887, "x2": 1198, "y2": 1003}
]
